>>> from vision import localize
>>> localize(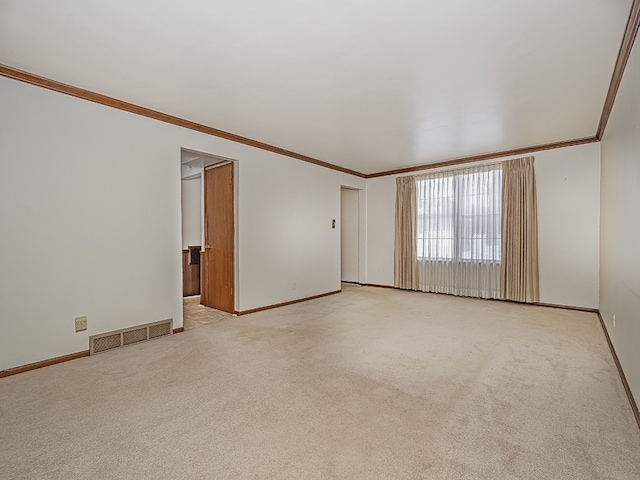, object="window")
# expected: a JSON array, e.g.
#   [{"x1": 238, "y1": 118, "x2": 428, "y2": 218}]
[{"x1": 416, "y1": 165, "x2": 502, "y2": 263}]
